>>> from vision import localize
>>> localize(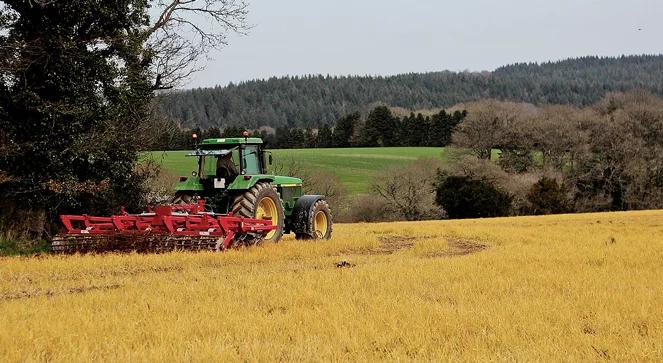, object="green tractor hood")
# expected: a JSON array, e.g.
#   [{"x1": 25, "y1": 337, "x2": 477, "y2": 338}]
[
  {"x1": 227, "y1": 175, "x2": 302, "y2": 190},
  {"x1": 175, "y1": 174, "x2": 302, "y2": 193}
]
